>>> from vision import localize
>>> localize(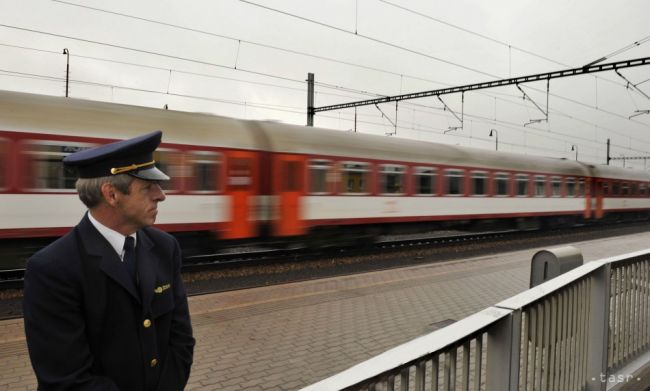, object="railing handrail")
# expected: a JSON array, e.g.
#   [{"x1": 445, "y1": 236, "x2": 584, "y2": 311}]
[
  {"x1": 497, "y1": 248, "x2": 650, "y2": 311},
  {"x1": 300, "y1": 248, "x2": 650, "y2": 391},
  {"x1": 300, "y1": 307, "x2": 511, "y2": 391}
]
